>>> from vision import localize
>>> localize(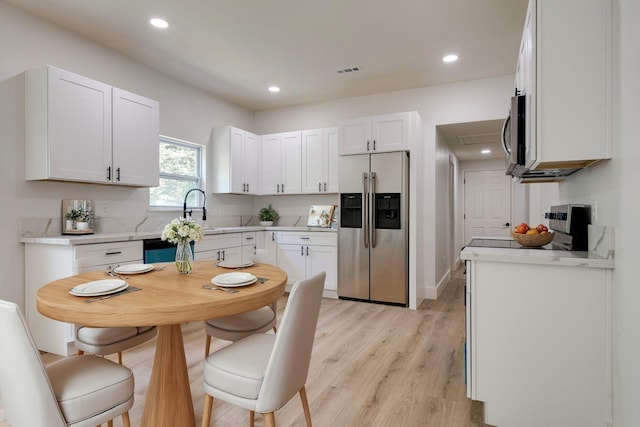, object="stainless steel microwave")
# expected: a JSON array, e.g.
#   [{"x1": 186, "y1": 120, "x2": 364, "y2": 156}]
[{"x1": 502, "y1": 94, "x2": 526, "y2": 176}]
